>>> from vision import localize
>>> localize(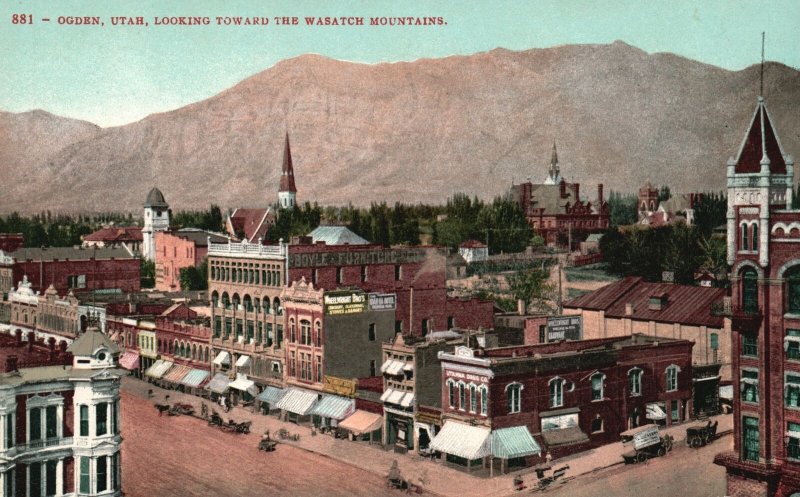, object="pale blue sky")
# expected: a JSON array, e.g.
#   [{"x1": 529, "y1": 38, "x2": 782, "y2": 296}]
[{"x1": 2, "y1": 0, "x2": 798, "y2": 127}]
